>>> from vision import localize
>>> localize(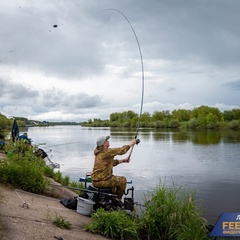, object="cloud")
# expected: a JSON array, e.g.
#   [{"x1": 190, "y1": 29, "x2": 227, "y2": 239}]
[
  {"x1": 0, "y1": 0, "x2": 240, "y2": 122},
  {"x1": 224, "y1": 80, "x2": 240, "y2": 91}
]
